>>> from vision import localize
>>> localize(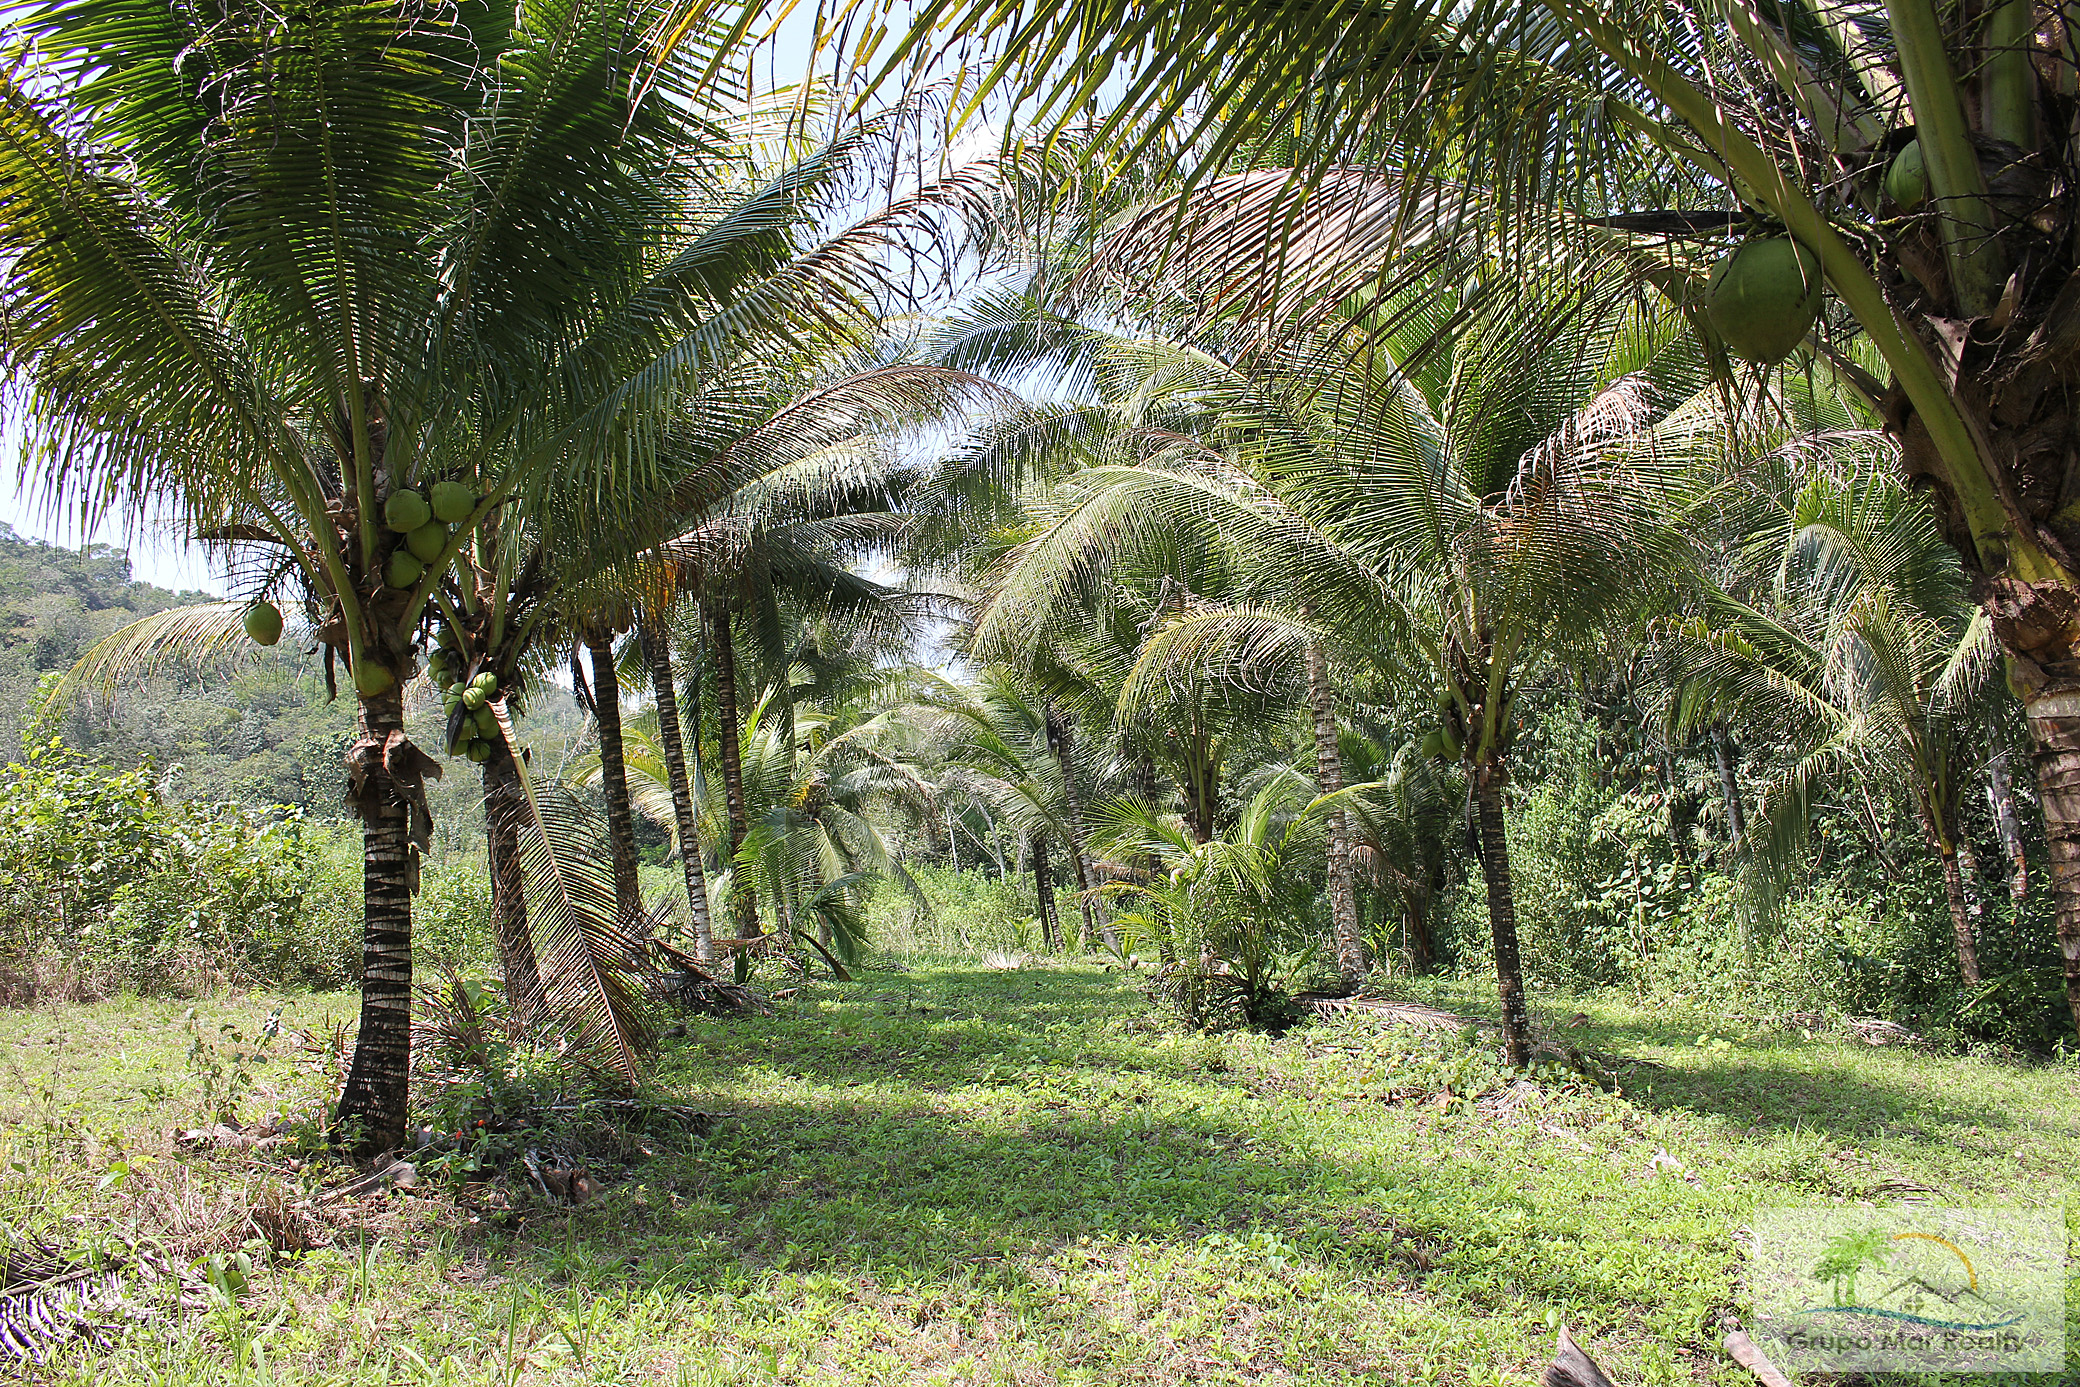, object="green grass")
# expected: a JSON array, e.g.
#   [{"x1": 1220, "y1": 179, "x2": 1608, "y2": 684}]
[{"x1": 1, "y1": 966, "x2": 2074, "y2": 1385}]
